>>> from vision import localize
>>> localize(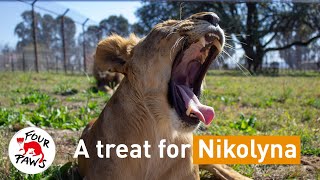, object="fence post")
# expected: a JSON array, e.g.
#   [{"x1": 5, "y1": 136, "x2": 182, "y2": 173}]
[
  {"x1": 61, "y1": 9, "x2": 69, "y2": 74},
  {"x1": 46, "y1": 55, "x2": 49, "y2": 72},
  {"x1": 10, "y1": 53, "x2": 14, "y2": 72},
  {"x1": 56, "y1": 56, "x2": 58, "y2": 73},
  {"x1": 22, "y1": 52, "x2": 26, "y2": 72},
  {"x1": 82, "y1": 18, "x2": 89, "y2": 73},
  {"x1": 31, "y1": 0, "x2": 39, "y2": 73}
]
